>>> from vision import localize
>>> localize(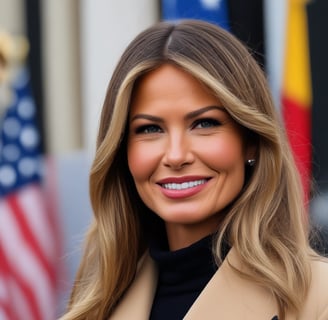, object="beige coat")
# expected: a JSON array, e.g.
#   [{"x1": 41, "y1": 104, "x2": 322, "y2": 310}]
[{"x1": 110, "y1": 247, "x2": 328, "y2": 319}]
